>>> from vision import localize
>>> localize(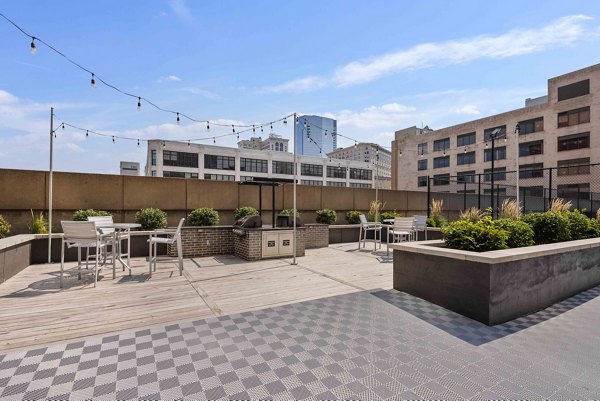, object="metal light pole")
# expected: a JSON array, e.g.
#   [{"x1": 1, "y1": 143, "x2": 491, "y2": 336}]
[
  {"x1": 48, "y1": 107, "x2": 54, "y2": 263},
  {"x1": 514, "y1": 123, "x2": 521, "y2": 215},
  {"x1": 487, "y1": 128, "x2": 504, "y2": 219},
  {"x1": 292, "y1": 113, "x2": 297, "y2": 265},
  {"x1": 374, "y1": 145, "x2": 379, "y2": 222}
]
